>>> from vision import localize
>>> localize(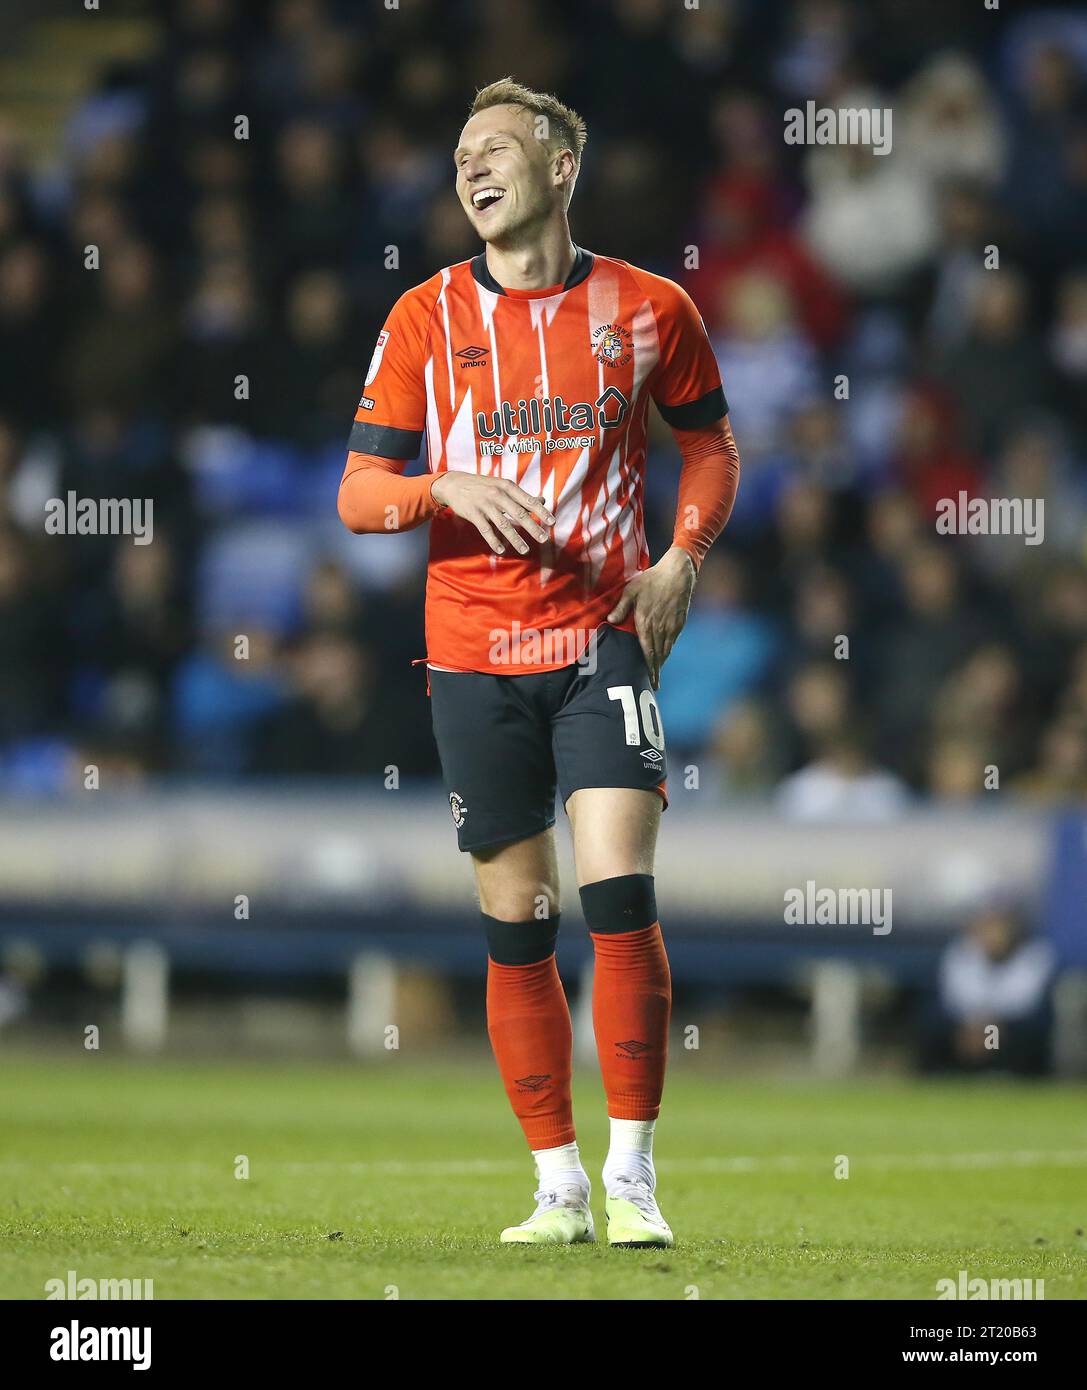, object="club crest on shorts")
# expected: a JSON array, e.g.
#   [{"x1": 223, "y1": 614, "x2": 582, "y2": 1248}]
[{"x1": 449, "y1": 791, "x2": 468, "y2": 828}]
